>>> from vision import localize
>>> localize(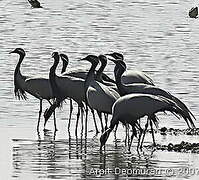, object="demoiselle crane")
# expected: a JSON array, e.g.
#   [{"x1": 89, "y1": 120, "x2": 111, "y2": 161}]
[
  {"x1": 60, "y1": 53, "x2": 99, "y2": 133},
  {"x1": 10, "y1": 48, "x2": 57, "y2": 132},
  {"x1": 60, "y1": 53, "x2": 116, "y2": 132},
  {"x1": 44, "y1": 52, "x2": 99, "y2": 135},
  {"x1": 110, "y1": 59, "x2": 196, "y2": 129},
  {"x1": 106, "y1": 52, "x2": 154, "y2": 85},
  {"x1": 80, "y1": 55, "x2": 120, "y2": 132},
  {"x1": 100, "y1": 94, "x2": 193, "y2": 151}
]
